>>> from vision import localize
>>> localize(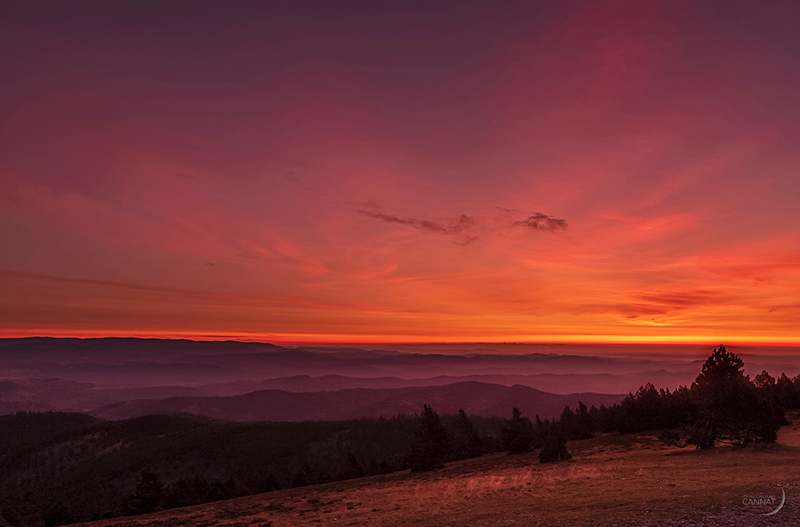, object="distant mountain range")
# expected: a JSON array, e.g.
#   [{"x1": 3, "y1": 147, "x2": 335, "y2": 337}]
[
  {"x1": 89, "y1": 381, "x2": 626, "y2": 421},
  {"x1": 0, "y1": 337, "x2": 698, "y2": 383},
  {"x1": 2, "y1": 337, "x2": 799, "y2": 420},
  {"x1": 242, "y1": 371, "x2": 698, "y2": 395}
]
